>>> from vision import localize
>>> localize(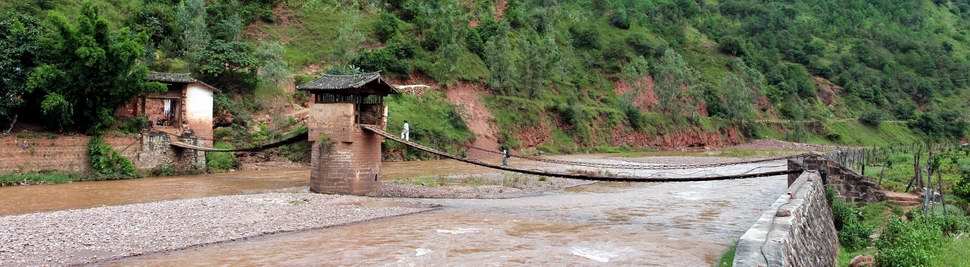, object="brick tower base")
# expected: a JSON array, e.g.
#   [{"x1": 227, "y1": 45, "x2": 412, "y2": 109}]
[{"x1": 309, "y1": 126, "x2": 382, "y2": 195}]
